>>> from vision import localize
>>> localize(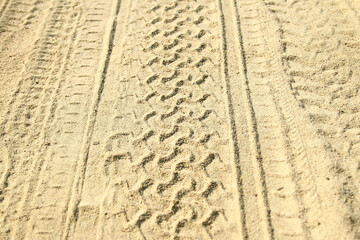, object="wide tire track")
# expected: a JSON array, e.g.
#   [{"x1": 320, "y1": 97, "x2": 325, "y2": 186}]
[{"x1": 75, "y1": 0, "x2": 243, "y2": 239}]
